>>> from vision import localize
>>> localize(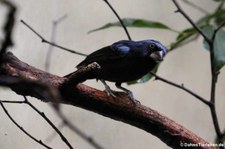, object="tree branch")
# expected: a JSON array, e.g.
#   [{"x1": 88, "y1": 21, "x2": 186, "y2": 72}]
[
  {"x1": 151, "y1": 72, "x2": 211, "y2": 106},
  {"x1": 0, "y1": 52, "x2": 215, "y2": 149},
  {"x1": 1, "y1": 98, "x2": 104, "y2": 149},
  {"x1": 209, "y1": 21, "x2": 225, "y2": 142},
  {"x1": 20, "y1": 20, "x2": 87, "y2": 57},
  {"x1": 0, "y1": 101, "x2": 52, "y2": 149},
  {"x1": 172, "y1": 0, "x2": 224, "y2": 147},
  {"x1": 23, "y1": 96, "x2": 74, "y2": 149},
  {"x1": 0, "y1": 0, "x2": 16, "y2": 58},
  {"x1": 172, "y1": 0, "x2": 211, "y2": 43},
  {"x1": 45, "y1": 14, "x2": 68, "y2": 71},
  {"x1": 102, "y1": 0, "x2": 132, "y2": 40},
  {"x1": 183, "y1": 0, "x2": 209, "y2": 14}
]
